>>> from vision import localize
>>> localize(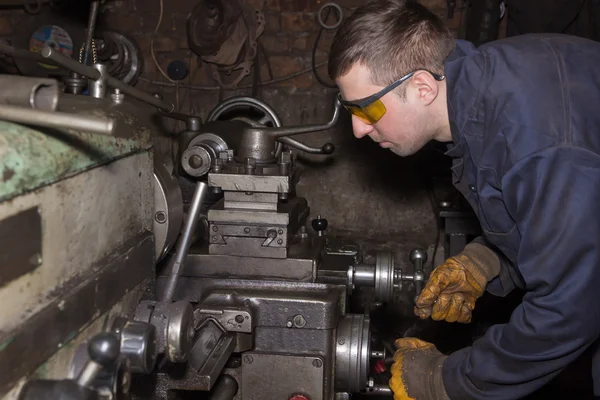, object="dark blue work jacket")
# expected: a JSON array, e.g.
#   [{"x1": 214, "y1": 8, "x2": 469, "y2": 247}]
[{"x1": 442, "y1": 34, "x2": 600, "y2": 399}]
